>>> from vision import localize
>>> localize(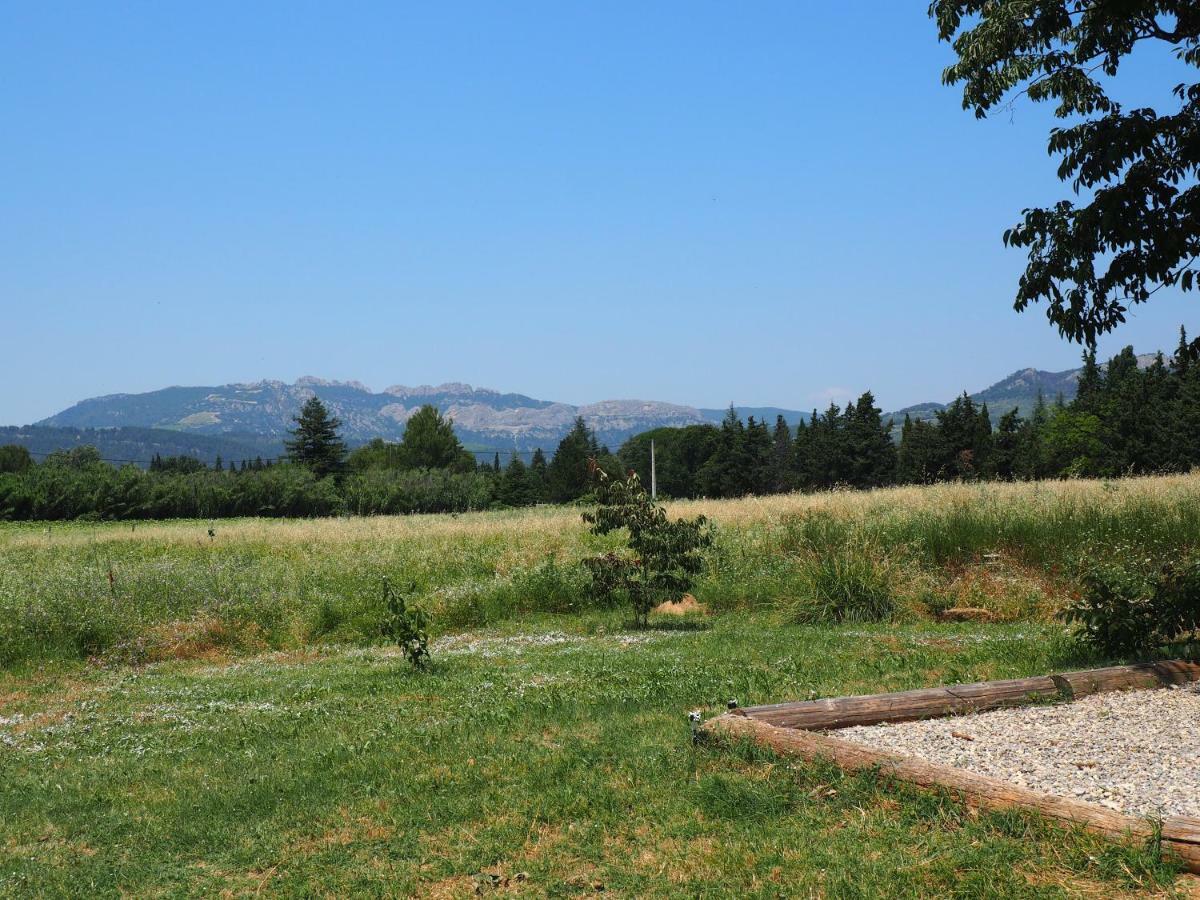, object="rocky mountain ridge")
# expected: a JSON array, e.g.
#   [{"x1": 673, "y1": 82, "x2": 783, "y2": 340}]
[{"x1": 33, "y1": 354, "x2": 1157, "y2": 458}]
